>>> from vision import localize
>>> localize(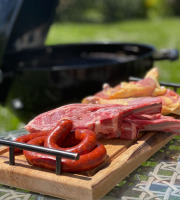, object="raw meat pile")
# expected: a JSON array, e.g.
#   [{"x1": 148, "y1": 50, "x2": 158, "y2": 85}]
[
  {"x1": 21, "y1": 67, "x2": 180, "y2": 173},
  {"x1": 82, "y1": 68, "x2": 180, "y2": 116},
  {"x1": 25, "y1": 67, "x2": 180, "y2": 140}
]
